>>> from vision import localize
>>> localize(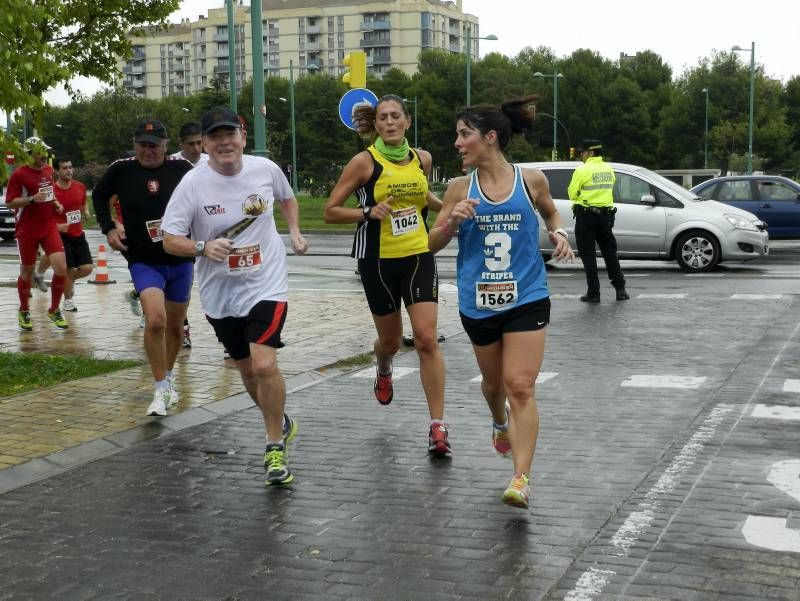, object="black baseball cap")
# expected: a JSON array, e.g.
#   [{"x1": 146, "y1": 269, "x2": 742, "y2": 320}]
[
  {"x1": 577, "y1": 139, "x2": 603, "y2": 152},
  {"x1": 201, "y1": 107, "x2": 242, "y2": 135},
  {"x1": 134, "y1": 119, "x2": 168, "y2": 144}
]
